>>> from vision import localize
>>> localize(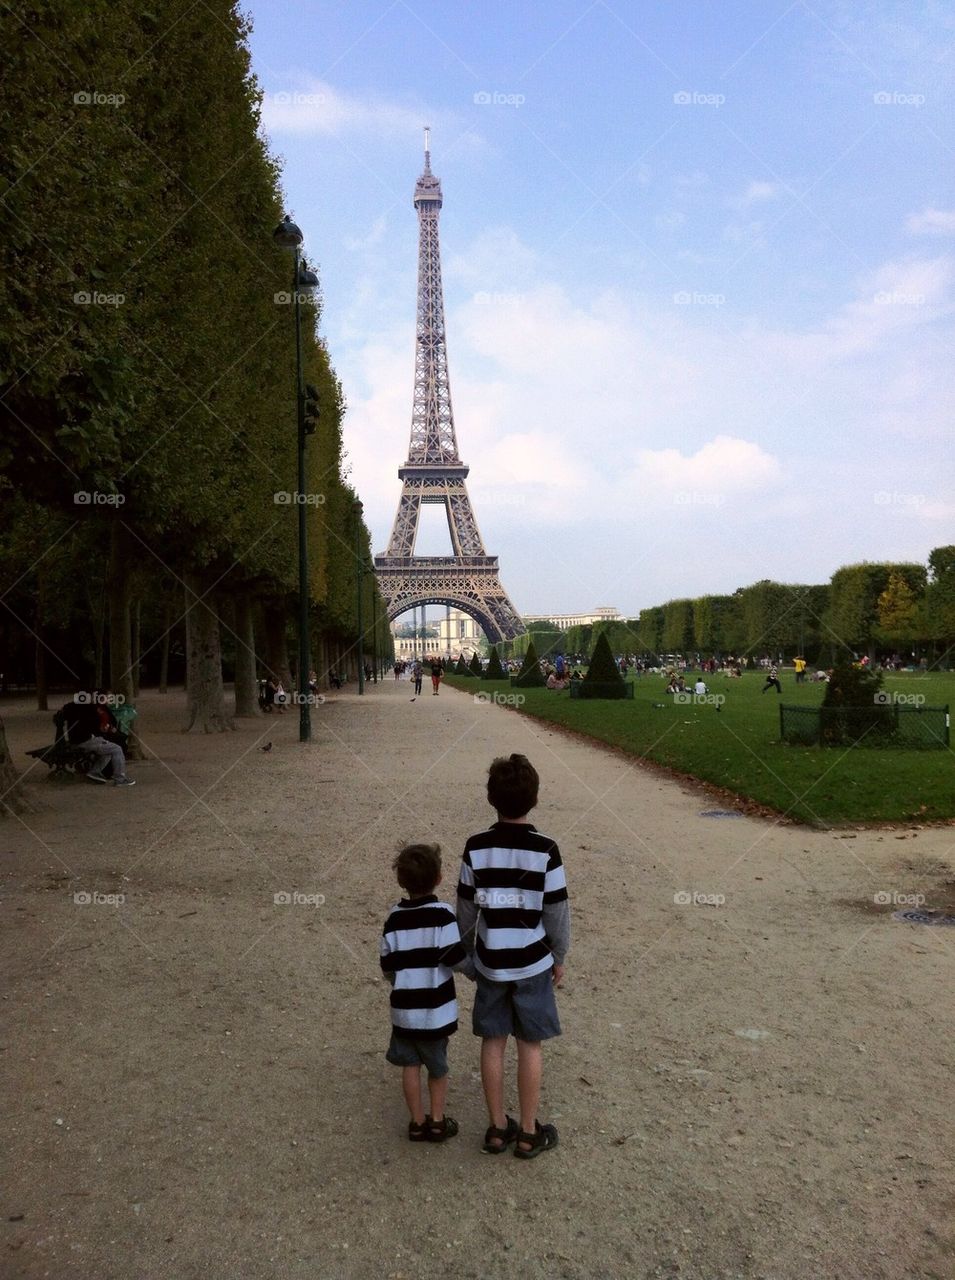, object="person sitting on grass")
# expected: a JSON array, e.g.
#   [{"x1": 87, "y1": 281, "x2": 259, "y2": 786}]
[
  {"x1": 379, "y1": 843, "x2": 472, "y2": 1143},
  {"x1": 457, "y1": 754, "x2": 570, "y2": 1159}
]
